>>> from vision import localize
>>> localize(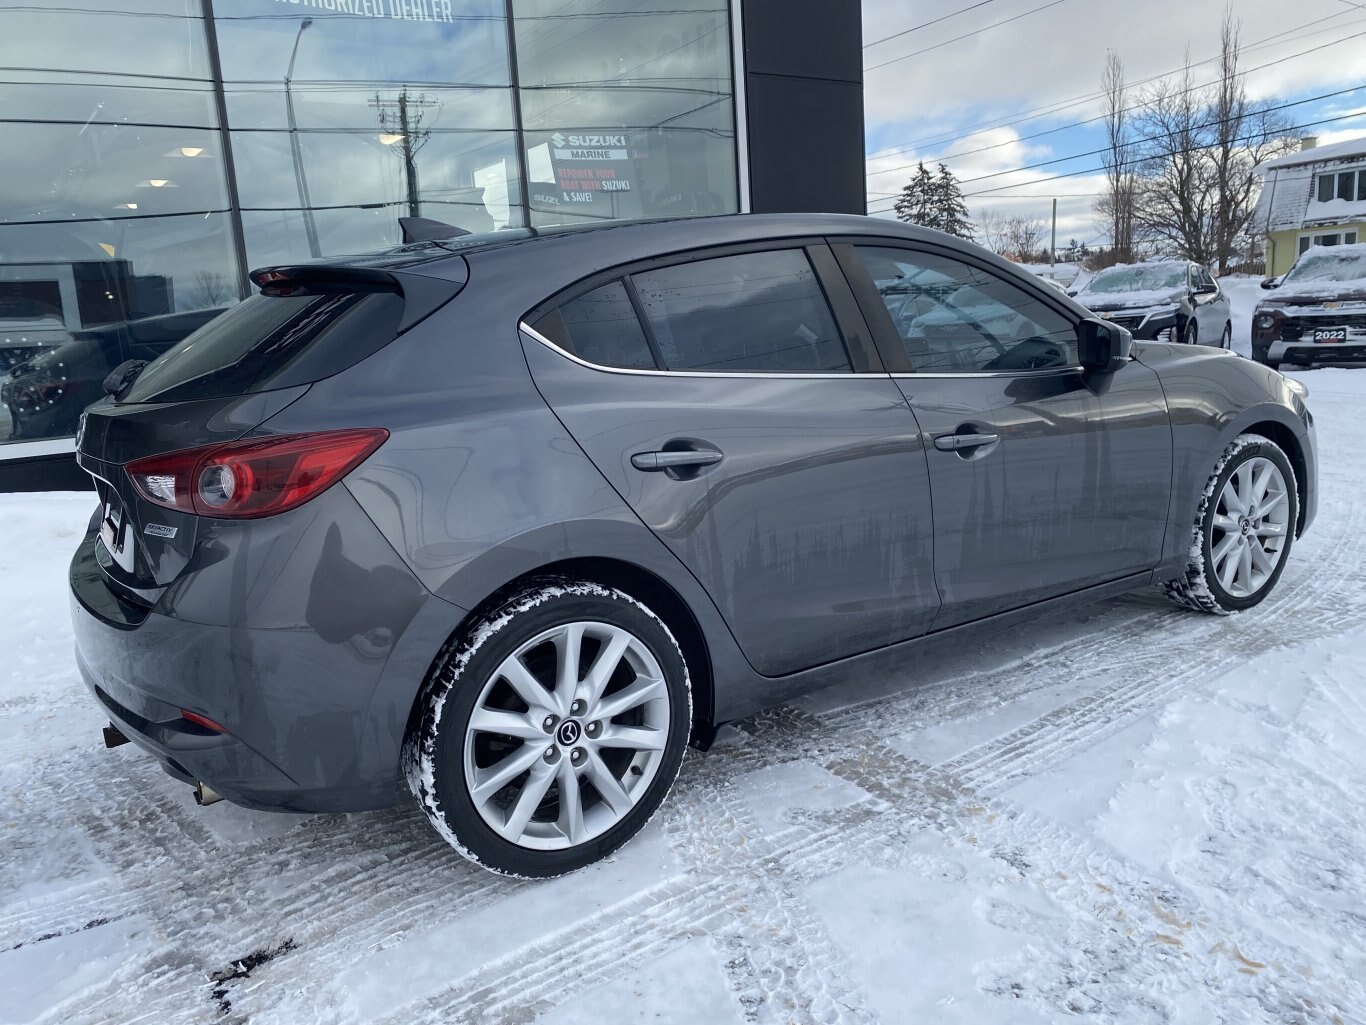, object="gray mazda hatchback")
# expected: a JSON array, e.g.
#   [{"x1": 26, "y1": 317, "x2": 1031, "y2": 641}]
[{"x1": 71, "y1": 214, "x2": 1317, "y2": 876}]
